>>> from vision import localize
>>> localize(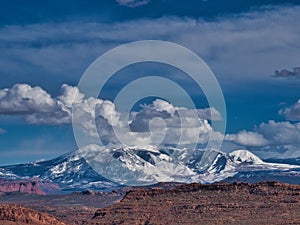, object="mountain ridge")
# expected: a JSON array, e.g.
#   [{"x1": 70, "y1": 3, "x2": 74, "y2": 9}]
[{"x1": 0, "y1": 145, "x2": 300, "y2": 192}]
